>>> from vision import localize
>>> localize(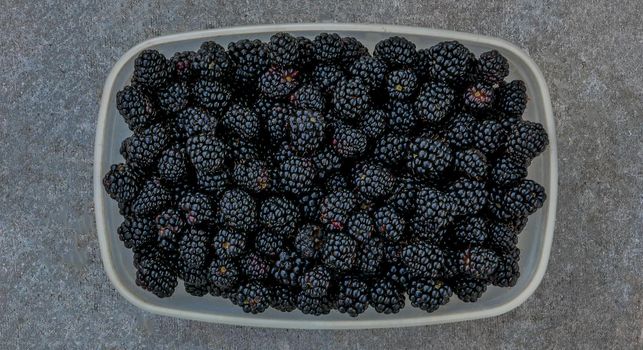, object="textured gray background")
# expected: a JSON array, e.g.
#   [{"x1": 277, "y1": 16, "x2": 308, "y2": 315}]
[{"x1": 1, "y1": 0, "x2": 641, "y2": 349}]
